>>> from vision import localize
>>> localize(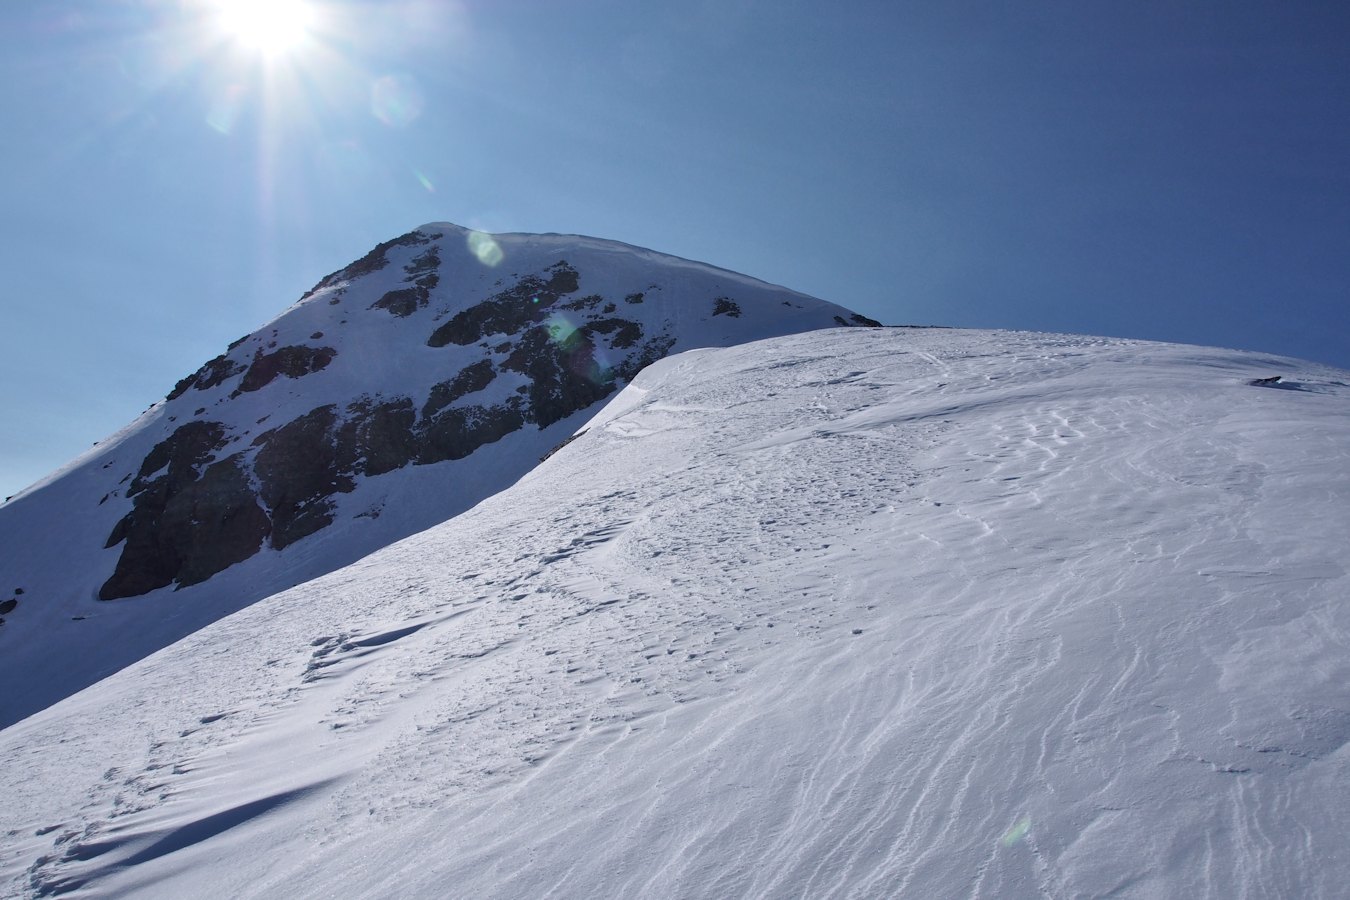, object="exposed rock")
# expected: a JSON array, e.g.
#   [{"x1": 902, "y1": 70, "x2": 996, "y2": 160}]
[
  {"x1": 540, "y1": 429, "x2": 586, "y2": 463},
  {"x1": 423, "y1": 360, "x2": 497, "y2": 417},
  {"x1": 371, "y1": 288, "x2": 428, "y2": 317},
  {"x1": 237, "y1": 346, "x2": 337, "y2": 394},
  {"x1": 560, "y1": 293, "x2": 606, "y2": 312},
  {"x1": 427, "y1": 261, "x2": 580, "y2": 347},
  {"x1": 101, "y1": 422, "x2": 268, "y2": 599},
  {"x1": 584, "y1": 317, "x2": 643, "y2": 350},
  {"x1": 337, "y1": 398, "x2": 418, "y2": 478},
  {"x1": 831, "y1": 314, "x2": 882, "y2": 327},
  {"x1": 126, "y1": 421, "x2": 229, "y2": 498},
  {"x1": 713, "y1": 297, "x2": 742, "y2": 318},
  {"x1": 299, "y1": 229, "x2": 436, "y2": 302},
  {"x1": 503, "y1": 325, "x2": 615, "y2": 428},
  {"x1": 166, "y1": 354, "x2": 247, "y2": 401},
  {"x1": 613, "y1": 334, "x2": 678, "y2": 383},
  {"x1": 416, "y1": 400, "x2": 526, "y2": 465},
  {"x1": 92, "y1": 232, "x2": 871, "y2": 603},
  {"x1": 253, "y1": 406, "x2": 352, "y2": 550},
  {"x1": 370, "y1": 246, "x2": 442, "y2": 316}
]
